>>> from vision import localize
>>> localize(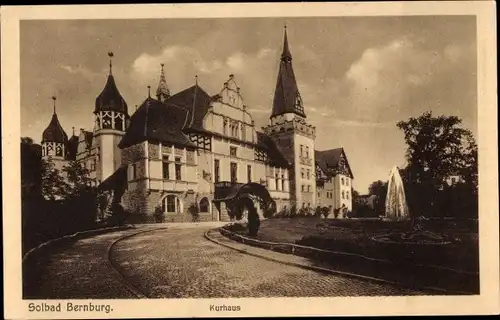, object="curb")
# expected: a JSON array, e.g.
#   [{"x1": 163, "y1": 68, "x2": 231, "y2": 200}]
[
  {"x1": 107, "y1": 227, "x2": 168, "y2": 299},
  {"x1": 207, "y1": 228, "x2": 472, "y2": 295},
  {"x1": 22, "y1": 225, "x2": 136, "y2": 264}
]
